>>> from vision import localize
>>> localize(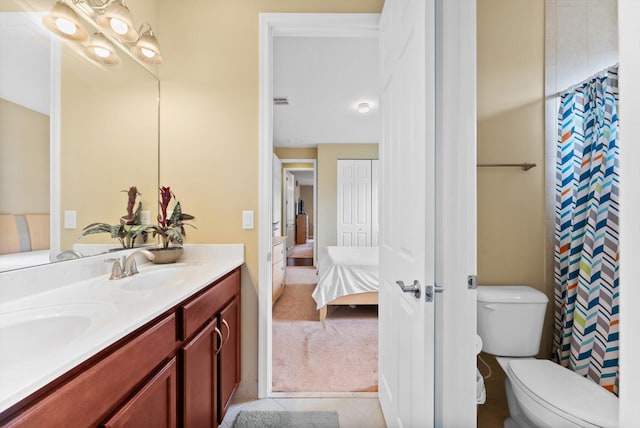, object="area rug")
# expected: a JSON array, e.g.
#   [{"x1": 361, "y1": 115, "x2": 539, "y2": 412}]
[
  {"x1": 234, "y1": 410, "x2": 339, "y2": 428},
  {"x1": 272, "y1": 284, "x2": 378, "y2": 392}
]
